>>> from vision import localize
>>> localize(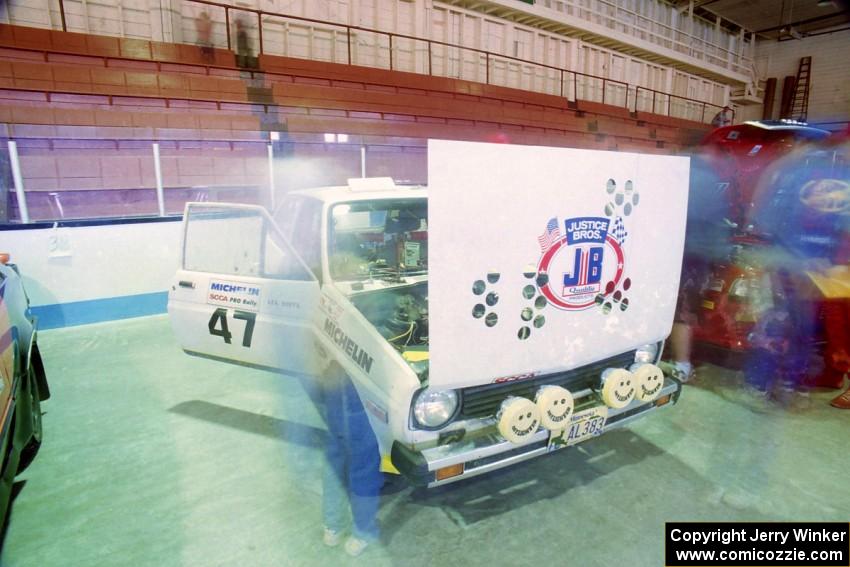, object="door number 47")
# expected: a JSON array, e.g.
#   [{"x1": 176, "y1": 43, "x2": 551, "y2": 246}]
[{"x1": 208, "y1": 308, "x2": 256, "y2": 348}]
